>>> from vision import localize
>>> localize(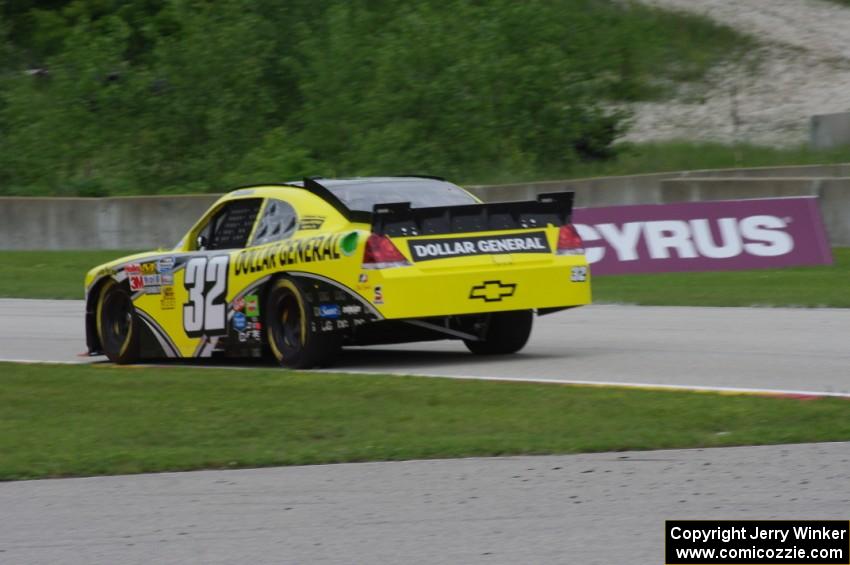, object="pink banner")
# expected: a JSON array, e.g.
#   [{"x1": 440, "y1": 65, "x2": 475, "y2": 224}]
[{"x1": 572, "y1": 197, "x2": 833, "y2": 276}]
